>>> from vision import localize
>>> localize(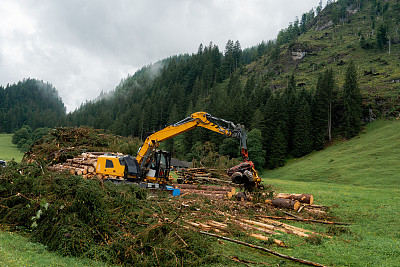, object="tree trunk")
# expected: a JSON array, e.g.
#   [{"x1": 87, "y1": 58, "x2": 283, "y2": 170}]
[
  {"x1": 275, "y1": 193, "x2": 314, "y2": 204},
  {"x1": 269, "y1": 198, "x2": 301, "y2": 211}
]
